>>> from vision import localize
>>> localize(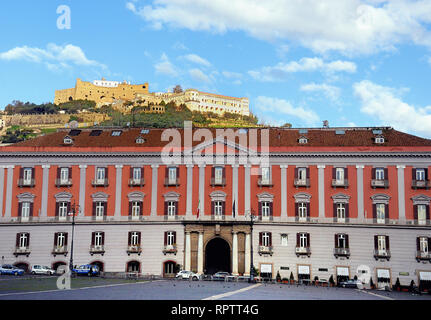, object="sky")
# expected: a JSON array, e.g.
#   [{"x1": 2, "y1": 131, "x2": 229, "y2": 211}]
[{"x1": 1, "y1": 0, "x2": 431, "y2": 137}]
